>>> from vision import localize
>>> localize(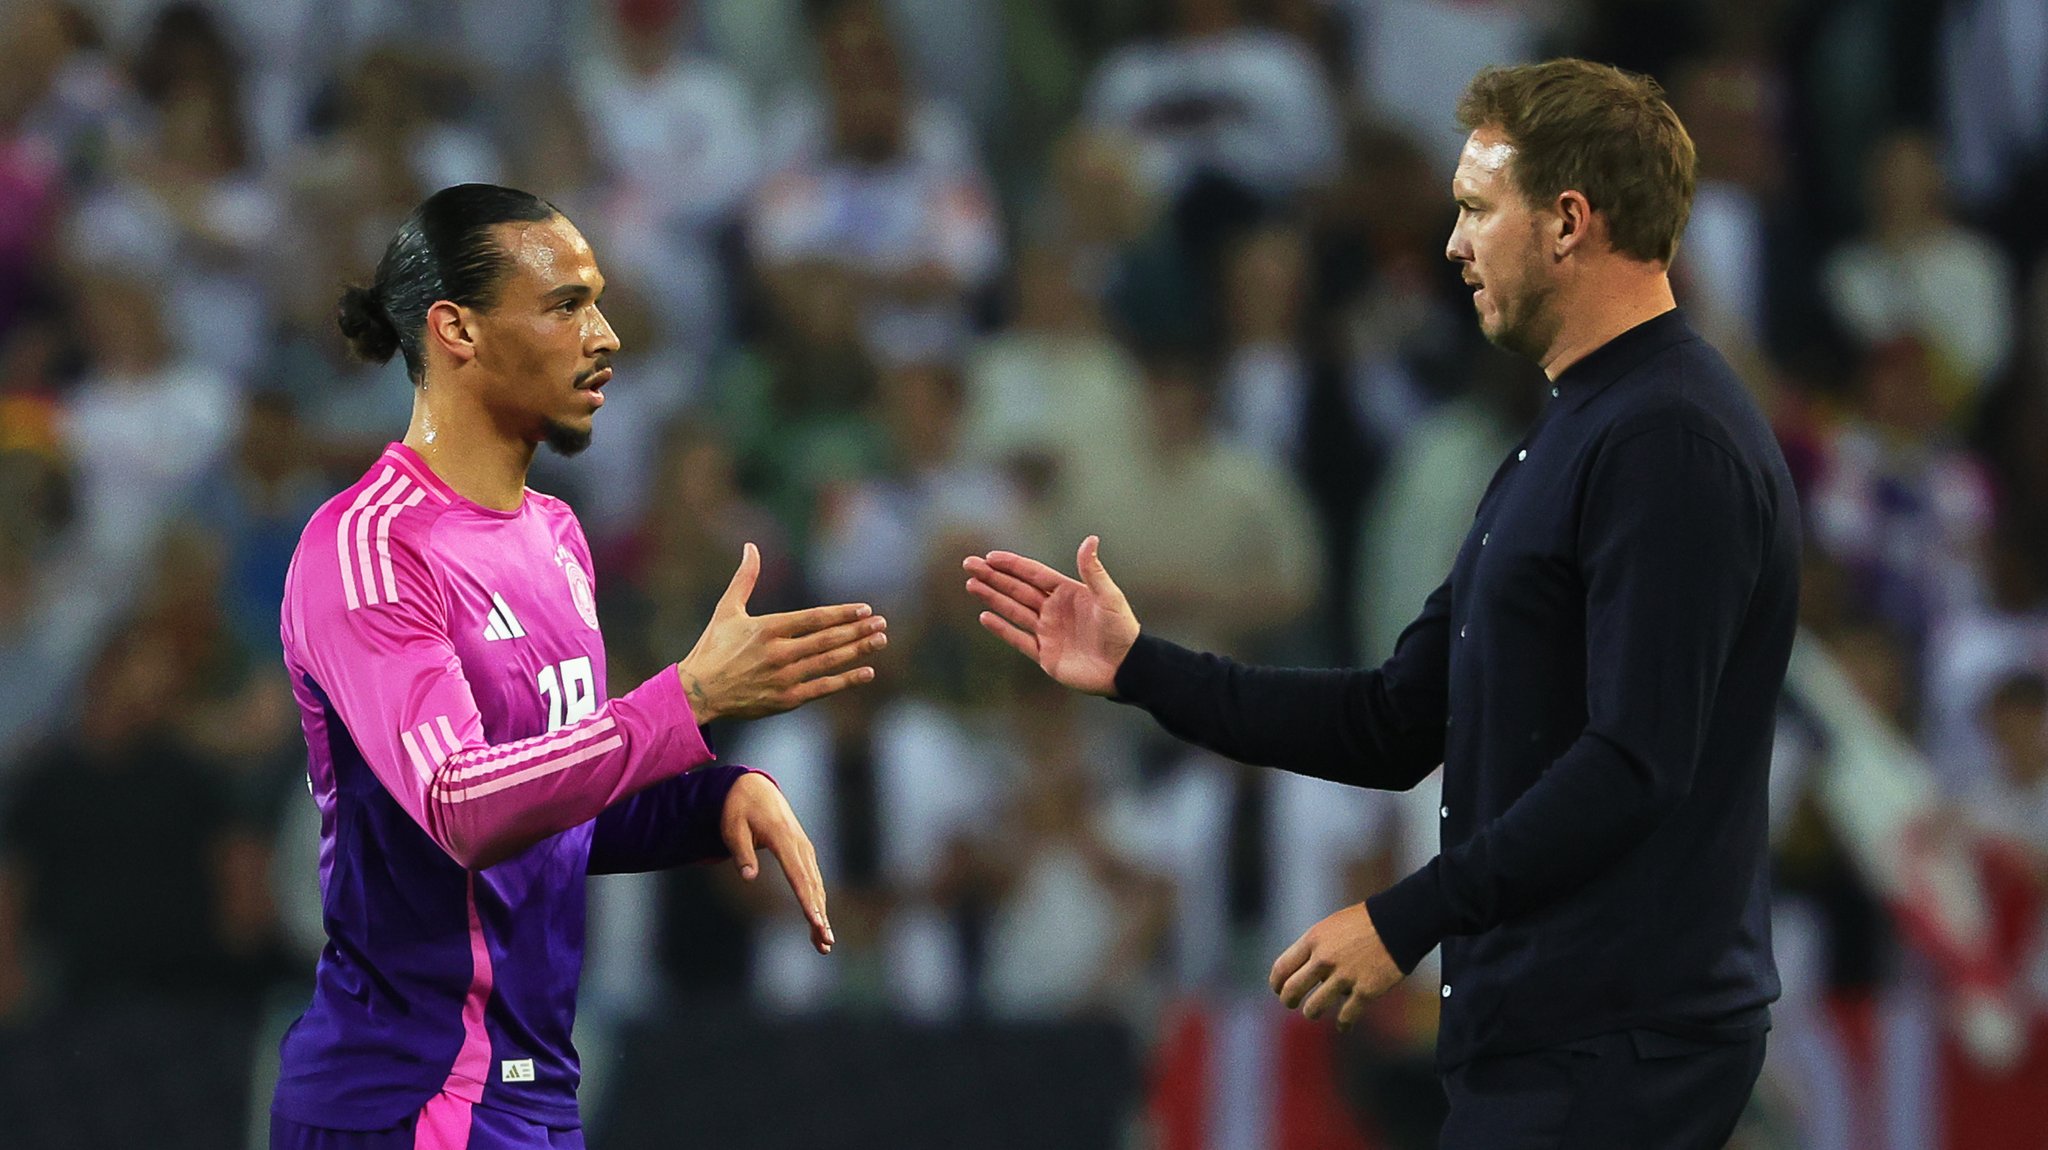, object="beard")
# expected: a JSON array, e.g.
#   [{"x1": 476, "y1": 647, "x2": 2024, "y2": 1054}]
[
  {"x1": 1476, "y1": 276, "x2": 1562, "y2": 364},
  {"x1": 542, "y1": 418, "x2": 593, "y2": 457}
]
